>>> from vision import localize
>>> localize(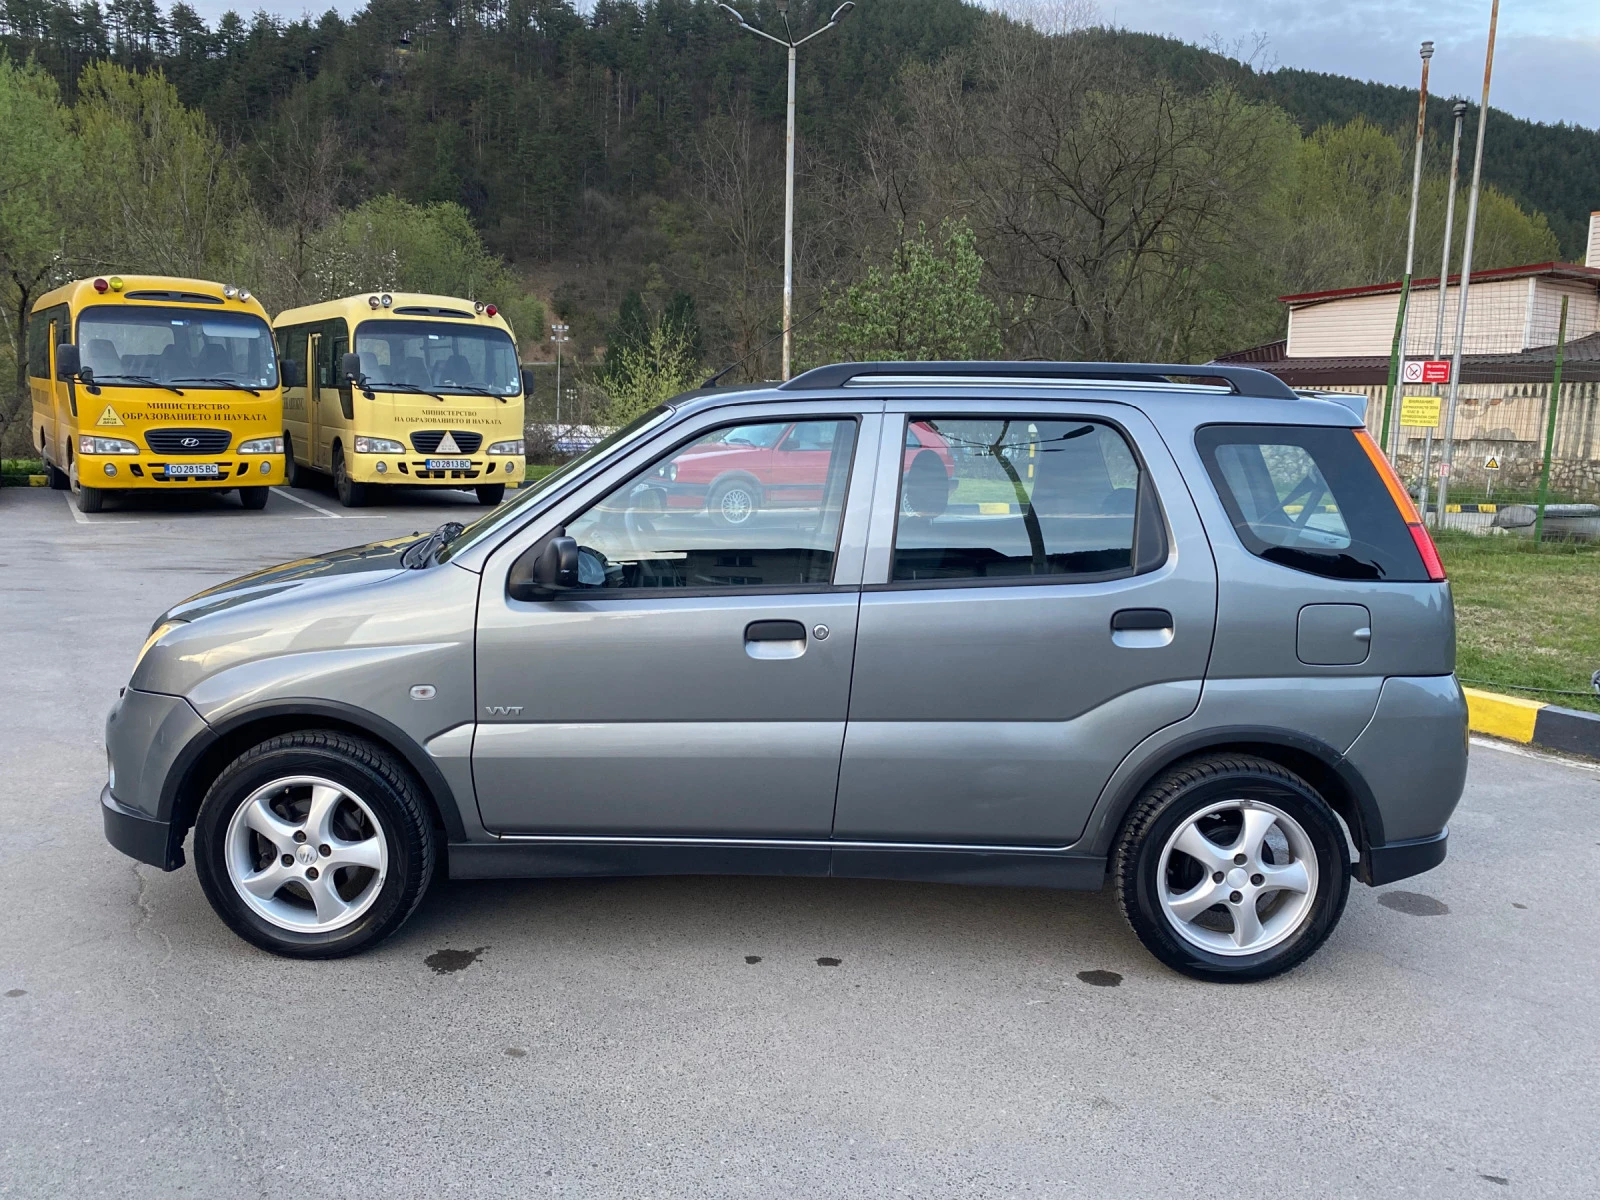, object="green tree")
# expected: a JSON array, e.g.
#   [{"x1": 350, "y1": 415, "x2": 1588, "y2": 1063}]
[
  {"x1": 661, "y1": 291, "x2": 704, "y2": 363},
  {"x1": 73, "y1": 61, "x2": 248, "y2": 275},
  {"x1": 0, "y1": 55, "x2": 84, "y2": 450},
  {"x1": 802, "y1": 219, "x2": 1004, "y2": 365},
  {"x1": 601, "y1": 321, "x2": 701, "y2": 424},
  {"x1": 603, "y1": 289, "x2": 651, "y2": 379}
]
